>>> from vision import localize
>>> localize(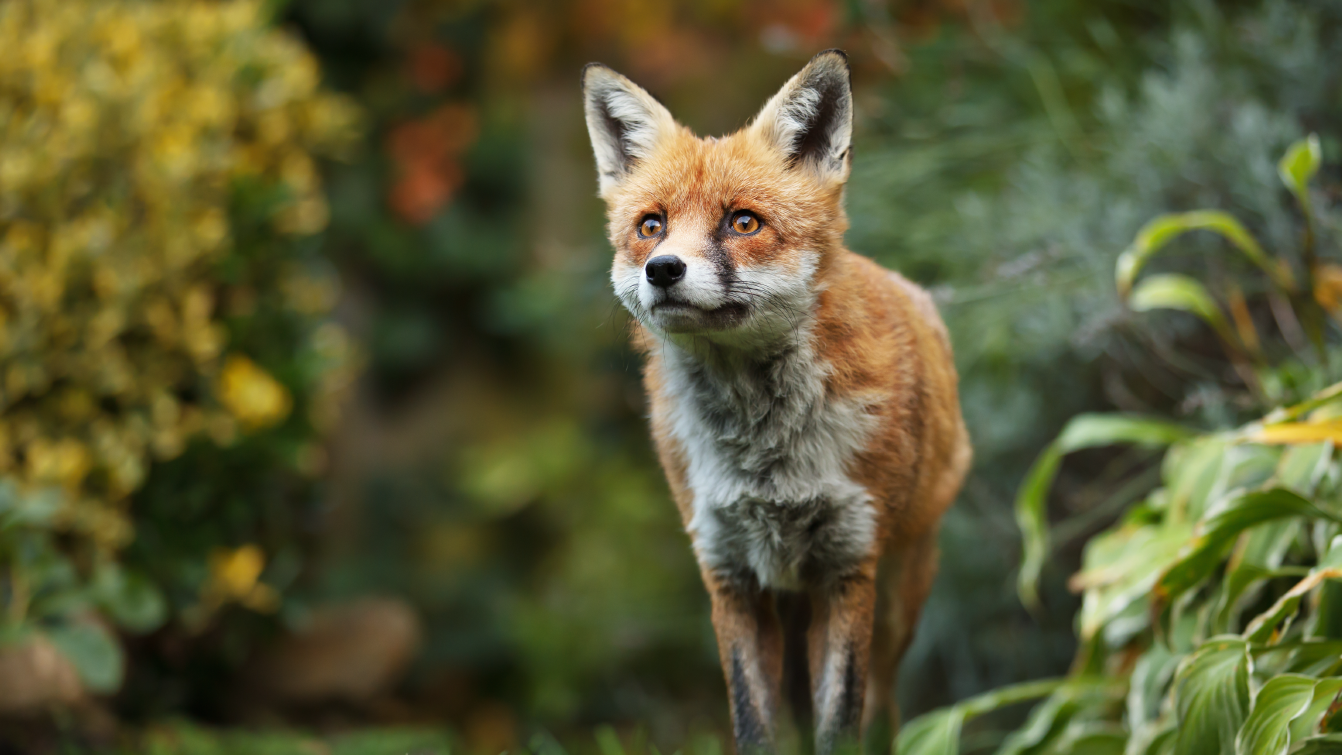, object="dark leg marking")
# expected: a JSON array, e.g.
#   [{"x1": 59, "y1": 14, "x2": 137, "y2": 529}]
[{"x1": 732, "y1": 649, "x2": 770, "y2": 752}]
